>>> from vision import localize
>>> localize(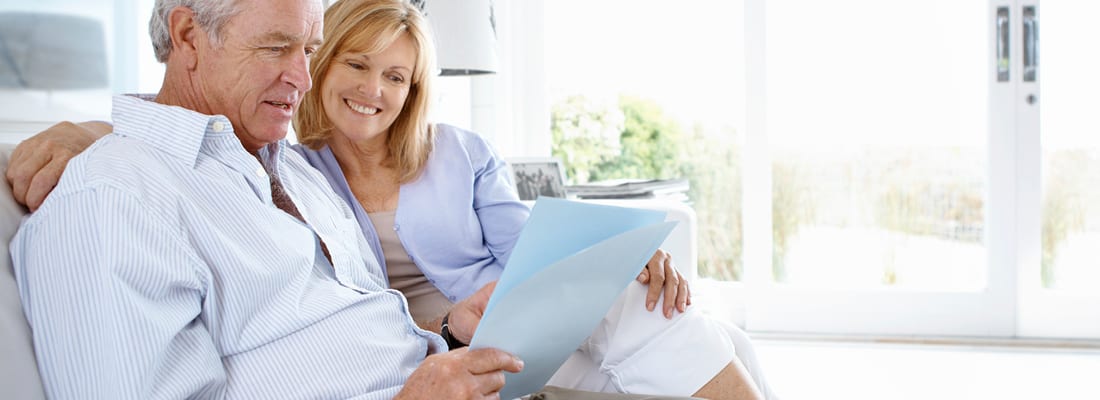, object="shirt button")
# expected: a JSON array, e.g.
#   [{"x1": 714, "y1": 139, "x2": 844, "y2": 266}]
[
  {"x1": 255, "y1": 167, "x2": 266, "y2": 178},
  {"x1": 393, "y1": 224, "x2": 400, "y2": 231},
  {"x1": 212, "y1": 121, "x2": 226, "y2": 132}
]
